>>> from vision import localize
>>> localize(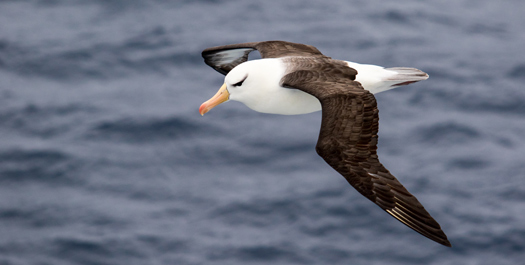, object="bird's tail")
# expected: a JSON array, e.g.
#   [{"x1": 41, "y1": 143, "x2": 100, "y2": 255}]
[
  {"x1": 383, "y1": 67, "x2": 429, "y2": 88},
  {"x1": 346, "y1": 61, "x2": 429, "y2": 94}
]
